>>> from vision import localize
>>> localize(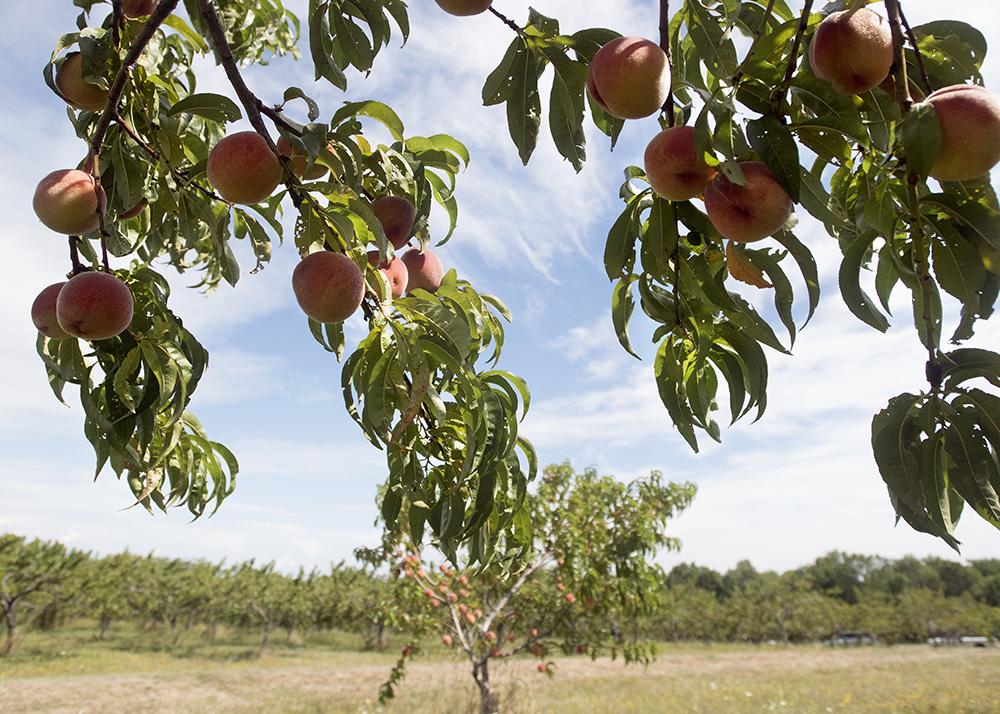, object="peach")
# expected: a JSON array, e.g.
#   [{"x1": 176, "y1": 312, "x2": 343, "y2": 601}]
[
  {"x1": 401, "y1": 249, "x2": 444, "y2": 294},
  {"x1": 434, "y1": 0, "x2": 492, "y2": 16},
  {"x1": 809, "y1": 8, "x2": 893, "y2": 95},
  {"x1": 276, "y1": 135, "x2": 330, "y2": 180},
  {"x1": 291, "y1": 251, "x2": 365, "y2": 323},
  {"x1": 372, "y1": 196, "x2": 416, "y2": 250},
  {"x1": 586, "y1": 36, "x2": 671, "y2": 120},
  {"x1": 31, "y1": 283, "x2": 72, "y2": 340},
  {"x1": 206, "y1": 131, "x2": 283, "y2": 205},
  {"x1": 644, "y1": 125, "x2": 717, "y2": 201},
  {"x1": 33, "y1": 169, "x2": 106, "y2": 235},
  {"x1": 367, "y1": 251, "x2": 408, "y2": 299},
  {"x1": 924, "y1": 84, "x2": 1000, "y2": 182},
  {"x1": 55, "y1": 52, "x2": 109, "y2": 112},
  {"x1": 56, "y1": 271, "x2": 134, "y2": 341},
  {"x1": 704, "y1": 162, "x2": 793, "y2": 243},
  {"x1": 123, "y1": 0, "x2": 158, "y2": 17}
]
